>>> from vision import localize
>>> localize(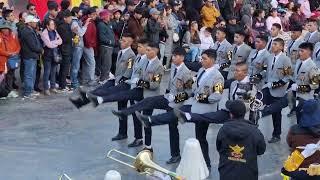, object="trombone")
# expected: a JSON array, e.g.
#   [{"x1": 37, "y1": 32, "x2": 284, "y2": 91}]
[{"x1": 107, "y1": 149, "x2": 183, "y2": 180}]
